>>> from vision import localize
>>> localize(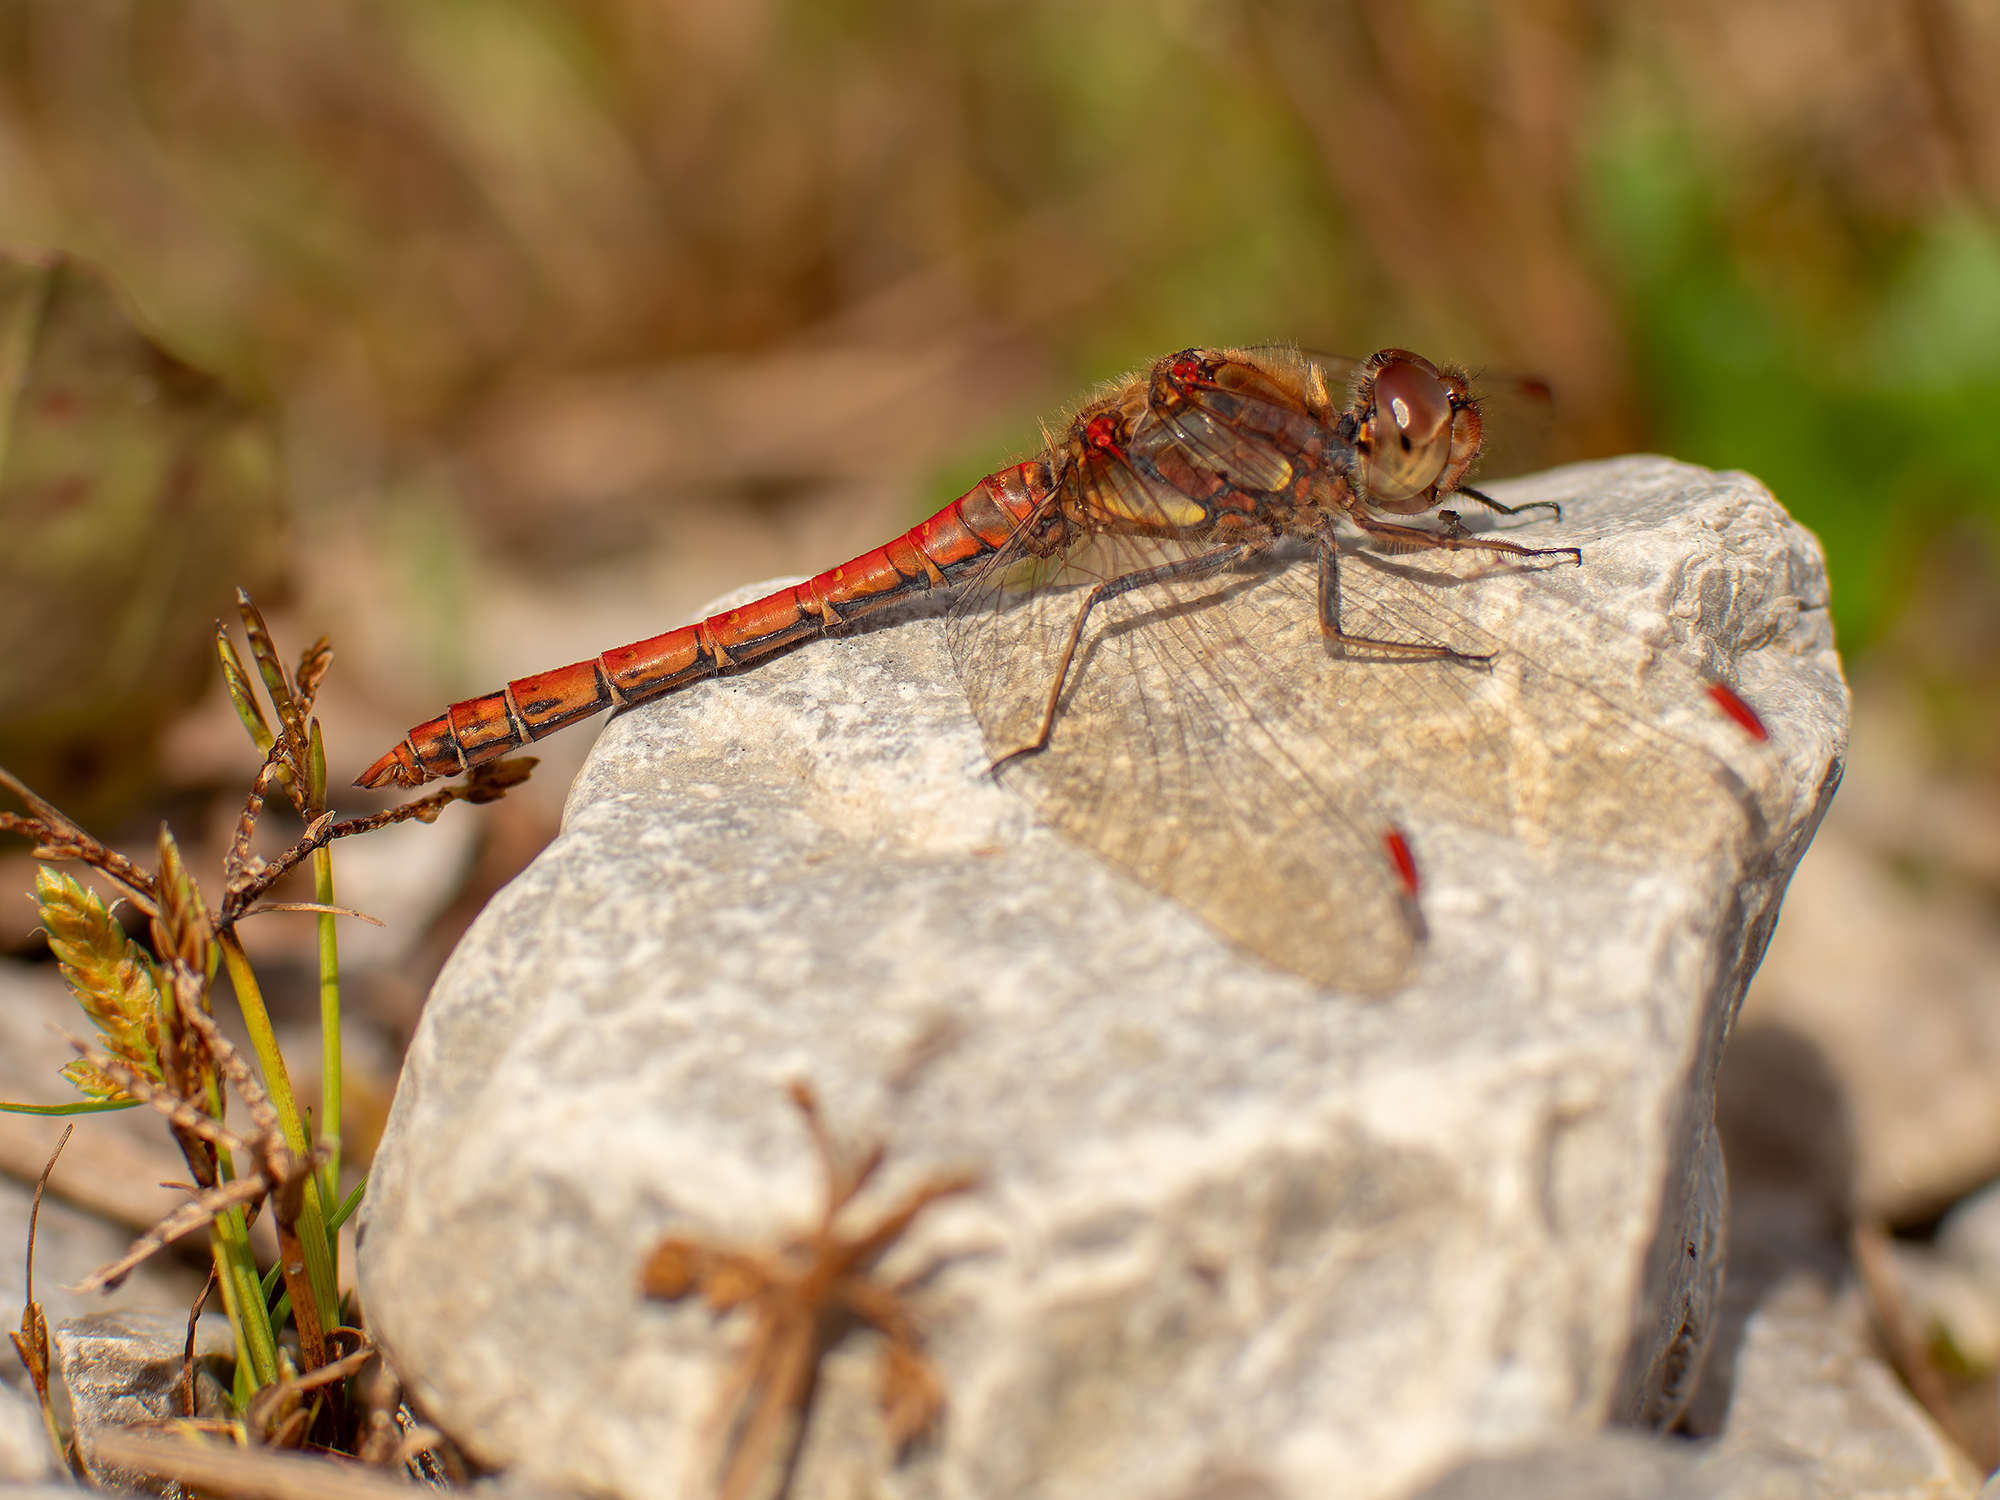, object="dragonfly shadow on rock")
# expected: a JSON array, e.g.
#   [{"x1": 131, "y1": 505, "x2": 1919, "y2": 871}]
[
  {"x1": 1052, "y1": 563, "x2": 1282, "y2": 711},
  {"x1": 1328, "y1": 543, "x2": 1586, "y2": 663}
]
